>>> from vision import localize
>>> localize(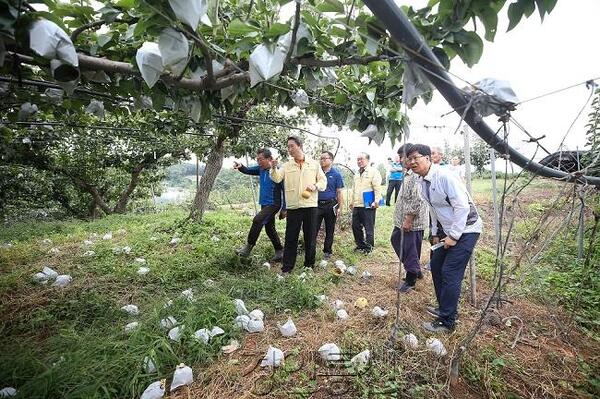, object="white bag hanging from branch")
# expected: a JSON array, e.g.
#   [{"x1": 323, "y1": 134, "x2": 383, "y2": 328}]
[
  {"x1": 168, "y1": 0, "x2": 208, "y2": 29},
  {"x1": 82, "y1": 70, "x2": 111, "y2": 83},
  {"x1": 277, "y1": 317, "x2": 297, "y2": 337},
  {"x1": 140, "y1": 380, "x2": 165, "y2": 399},
  {"x1": 85, "y1": 99, "x2": 105, "y2": 119},
  {"x1": 29, "y1": 19, "x2": 79, "y2": 82},
  {"x1": 361, "y1": 124, "x2": 385, "y2": 146},
  {"x1": 171, "y1": 363, "x2": 193, "y2": 391},
  {"x1": 248, "y1": 42, "x2": 286, "y2": 87},
  {"x1": 135, "y1": 42, "x2": 164, "y2": 89},
  {"x1": 29, "y1": 20, "x2": 78, "y2": 66},
  {"x1": 44, "y1": 88, "x2": 64, "y2": 104},
  {"x1": 402, "y1": 60, "x2": 433, "y2": 107},
  {"x1": 291, "y1": 89, "x2": 310, "y2": 108},
  {"x1": 18, "y1": 102, "x2": 38, "y2": 121},
  {"x1": 190, "y1": 60, "x2": 224, "y2": 80},
  {"x1": 318, "y1": 343, "x2": 341, "y2": 361},
  {"x1": 260, "y1": 346, "x2": 284, "y2": 367},
  {"x1": 190, "y1": 100, "x2": 203, "y2": 123},
  {"x1": 158, "y1": 28, "x2": 189, "y2": 74},
  {"x1": 277, "y1": 23, "x2": 313, "y2": 58}
]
